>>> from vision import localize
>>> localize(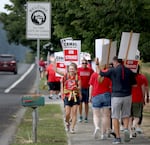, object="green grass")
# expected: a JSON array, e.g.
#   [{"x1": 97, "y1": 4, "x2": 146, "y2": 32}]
[
  {"x1": 39, "y1": 77, "x2": 48, "y2": 91},
  {"x1": 11, "y1": 105, "x2": 67, "y2": 145},
  {"x1": 141, "y1": 62, "x2": 150, "y2": 86}
]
